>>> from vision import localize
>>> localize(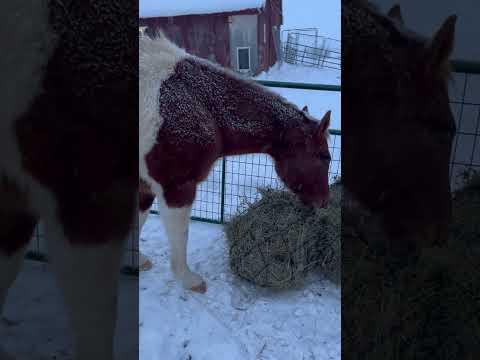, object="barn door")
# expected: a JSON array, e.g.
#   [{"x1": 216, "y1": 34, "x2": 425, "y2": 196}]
[{"x1": 229, "y1": 15, "x2": 258, "y2": 75}]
